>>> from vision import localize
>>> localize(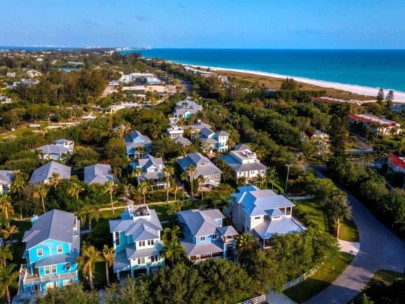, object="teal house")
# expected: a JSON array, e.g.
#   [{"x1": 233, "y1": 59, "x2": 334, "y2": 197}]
[
  {"x1": 17, "y1": 210, "x2": 80, "y2": 302},
  {"x1": 109, "y1": 205, "x2": 165, "y2": 280}
]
